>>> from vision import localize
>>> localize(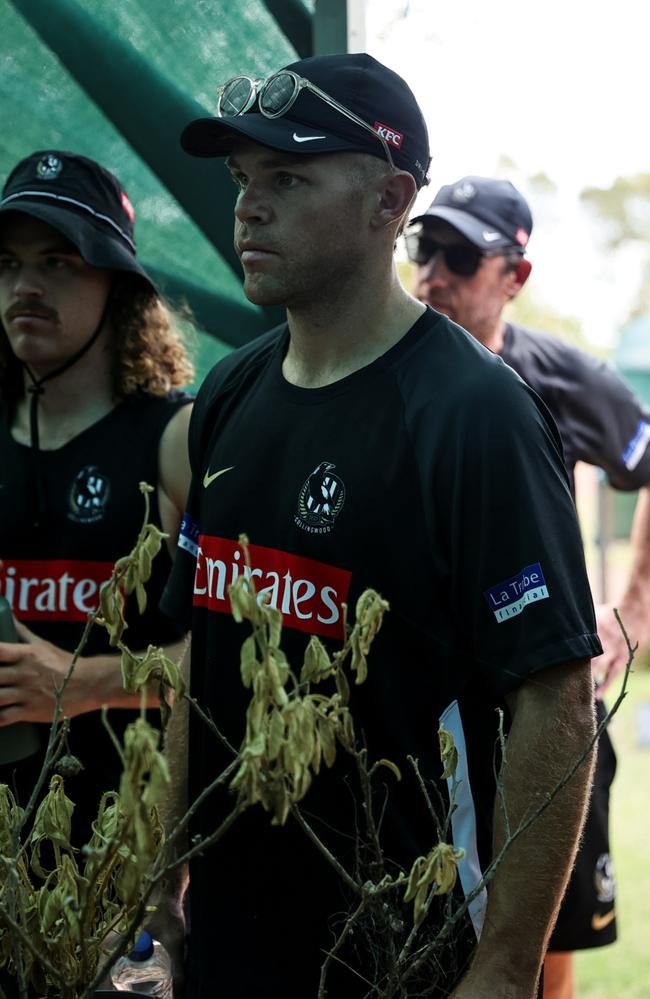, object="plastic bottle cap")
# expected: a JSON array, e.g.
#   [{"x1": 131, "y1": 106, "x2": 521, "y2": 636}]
[{"x1": 129, "y1": 931, "x2": 154, "y2": 961}]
